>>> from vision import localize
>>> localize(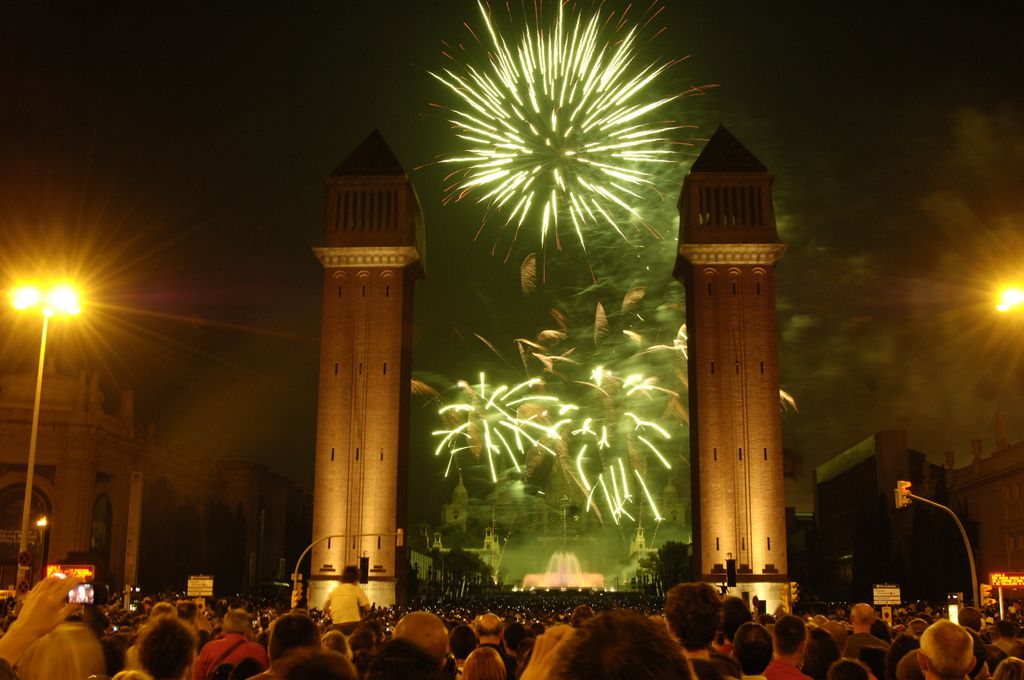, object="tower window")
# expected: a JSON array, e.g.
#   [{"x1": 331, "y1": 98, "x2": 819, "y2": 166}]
[
  {"x1": 742, "y1": 537, "x2": 746, "y2": 551},
  {"x1": 334, "y1": 362, "x2": 339, "y2": 375},
  {"x1": 716, "y1": 537, "x2": 720, "y2": 551},
  {"x1": 331, "y1": 447, "x2": 335, "y2": 462},
  {"x1": 356, "y1": 447, "x2": 360, "y2": 461},
  {"x1": 735, "y1": 361, "x2": 740, "y2": 374},
  {"x1": 767, "y1": 537, "x2": 772, "y2": 551},
  {"x1": 710, "y1": 361, "x2": 715, "y2": 375},
  {"x1": 713, "y1": 448, "x2": 717, "y2": 461},
  {"x1": 385, "y1": 285, "x2": 390, "y2": 297},
  {"x1": 731, "y1": 281, "x2": 737, "y2": 295},
  {"x1": 383, "y1": 362, "x2": 387, "y2": 375},
  {"x1": 358, "y1": 362, "x2": 363, "y2": 375},
  {"x1": 380, "y1": 449, "x2": 384, "y2": 461},
  {"x1": 763, "y1": 448, "x2": 768, "y2": 461},
  {"x1": 739, "y1": 448, "x2": 743, "y2": 460},
  {"x1": 362, "y1": 286, "x2": 366, "y2": 297},
  {"x1": 327, "y1": 538, "x2": 332, "y2": 549},
  {"x1": 337, "y1": 286, "x2": 342, "y2": 298},
  {"x1": 759, "y1": 361, "x2": 764, "y2": 375},
  {"x1": 378, "y1": 536, "x2": 382, "y2": 549},
  {"x1": 756, "y1": 282, "x2": 762, "y2": 295},
  {"x1": 707, "y1": 282, "x2": 712, "y2": 295}
]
